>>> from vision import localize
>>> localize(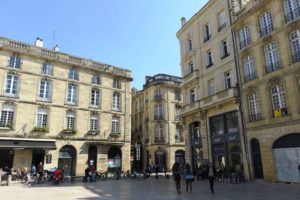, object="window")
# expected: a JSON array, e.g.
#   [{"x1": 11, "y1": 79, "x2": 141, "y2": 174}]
[
  {"x1": 42, "y1": 63, "x2": 52, "y2": 75},
  {"x1": 90, "y1": 89, "x2": 100, "y2": 107},
  {"x1": 67, "y1": 83, "x2": 77, "y2": 104},
  {"x1": 4, "y1": 74, "x2": 19, "y2": 97},
  {"x1": 208, "y1": 79, "x2": 216, "y2": 96},
  {"x1": 90, "y1": 114, "x2": 99, "y2": 131},
  {"x1": 112, "y1": 92, "x2": 120, "y2": 111},
  {"x1": 113, "y1": 78, "x2": 121, "y2": 89},
  {"x1": 190, "y1": 89, "x2": 196, "y2": 103},
  {"x1": 224, "y1": 71, "x2": 232, "y2": 89},
  {"x1": 284, "y1": 0, "x2": 300, "y2": 23},
  {"x1": 186, "y1": 62, "x2": 194, "y2": 74},
  {"x1": 175, "y1": 125, "x2": 183, "y2": 142},
  {"x1": 291, "y1": 29, "x2": 300, "y2": 62},
  {"x1": 92, "y1": 74, "x2": 101, "y2": 85},
  {"x1": 66, "y1": 111, "x2": 75, "y2": 129},
  {"x1": 204, "y1": 24, "x2": 211, "y2": 42},
  {"x1": 69, "y1": 67, "x2": 78, "y2": 80},
  {"x1": 248, "y1": 93, "x2": 261, "y2": 121},
  {"x1": 8, "y1": 56, "x2": 21, "y2": 69},
  {"x1": 155, "y1": 124, "x2": 164, "y2": 142},
  {"x1": 221, "y1": 40, "x2": 230, "y2": 59},
  {"x1": 175, "y1": 90, "x2": 181, "y2": 101},
  {"x1": 39, "y1": 80, "x2": 51, "y2": 101},
  {"x1": 260, "y1": 11, "x2": 274, "y2": 37},
  {"x1": 264, "y1": 42, "x2": 280, "y2": 72},
  {"x1": 0, "y1": 104, "x2": 14, "y2": 128},
  {"x1": 206, "y1": 50, "x2": 213, "y2": 67},
  {"x1": 112, "y1": 116, "x2": 120, "y2": 133},
  {"x1": 210, "y1": 115, "x2": 224, "y2": 136},
  {"x1": 225, "y1": 112, "x2": 239, "y2": 134},
  {"x1": 240, "y1": 26, "x2": 251, "y2": 49},
  {"x1": 36, "y1": 108, "x2": 48, "y2": 128},
  {"x1": 186, "y1": 39, "x2": 192, "y2": 52},
  {"x1": 243, "y1": 56, "x2": 256, "y2": 81},
  {"x1": 218, "y1": 10, "x2": 227, "y2": 32},
  {"x1": 270, "y1": 85, "x2": 287, "y2": 110},
  {"x1": 155, "y1": 104, "x2": 163, "y2": 119}
]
